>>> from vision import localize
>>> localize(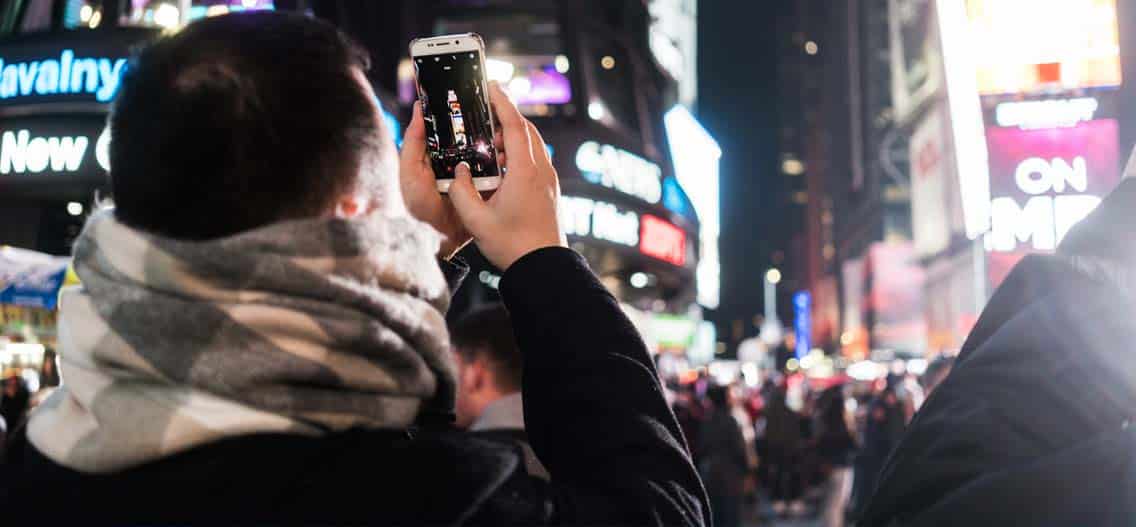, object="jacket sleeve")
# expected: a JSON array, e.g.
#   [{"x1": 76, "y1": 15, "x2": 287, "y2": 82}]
[{"x1": 498, "y1": 247, "x2": 710, "y2": 526}]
